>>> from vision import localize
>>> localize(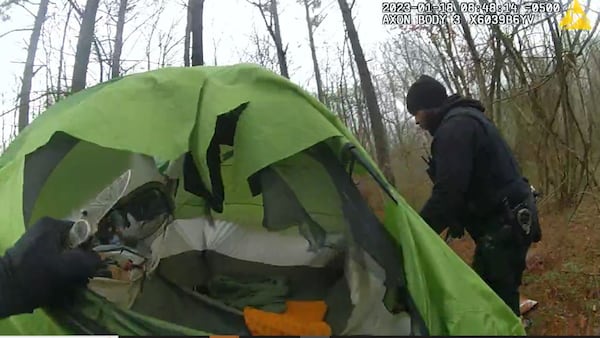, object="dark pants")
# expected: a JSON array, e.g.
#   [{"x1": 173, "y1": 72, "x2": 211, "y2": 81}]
[{"x1": 472, "y1": 226, "x2": 531, "y2": 316}]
